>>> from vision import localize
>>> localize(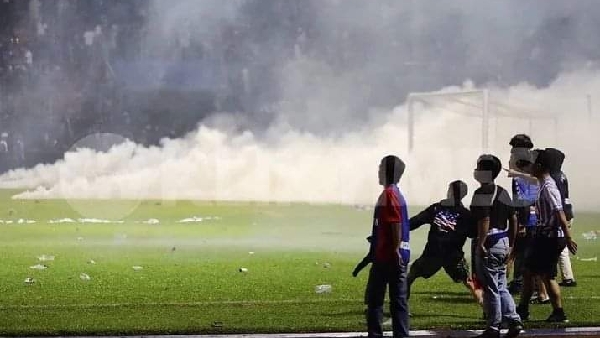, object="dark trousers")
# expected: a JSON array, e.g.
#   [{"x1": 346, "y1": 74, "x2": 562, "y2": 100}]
[
  {"x1": 366, "y1": 262, "x2": 409, "y2": 338},
  {"x1": 510, "y1": 235, "x2": 527, "y2": 286}
]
